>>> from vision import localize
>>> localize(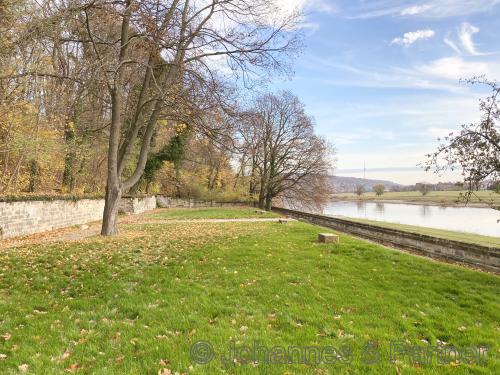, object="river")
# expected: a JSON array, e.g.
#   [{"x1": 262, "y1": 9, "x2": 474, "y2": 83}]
[{"x1": 324, "y1": 201, "x2": 500, "y2": 237}]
